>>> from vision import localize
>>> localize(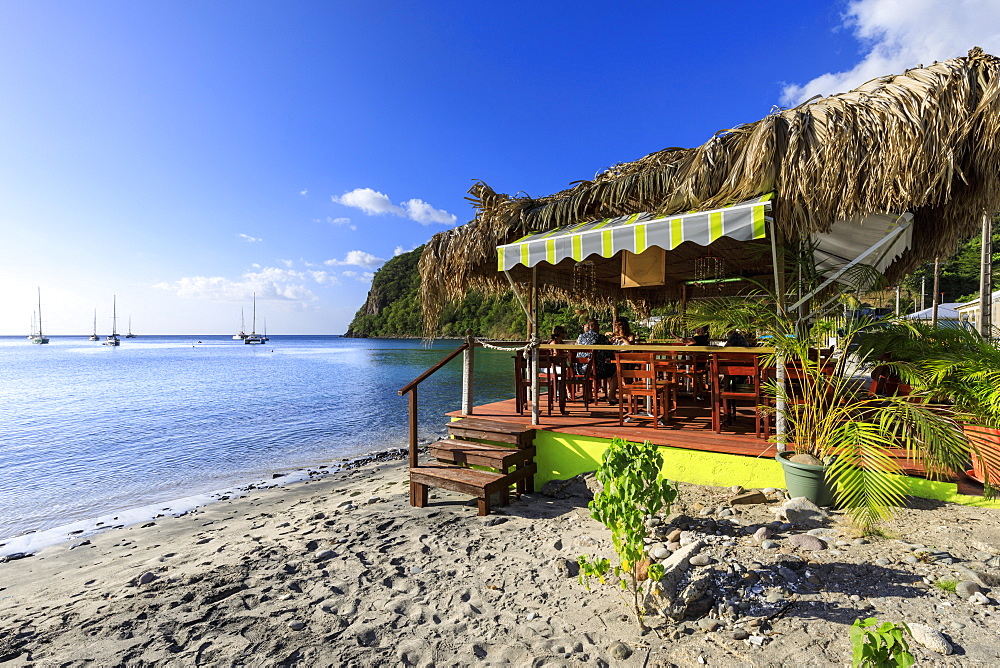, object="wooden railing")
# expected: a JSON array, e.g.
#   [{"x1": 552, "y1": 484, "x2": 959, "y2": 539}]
[{"x1": 397, "y1": 340, "x2": 472, "y2": 470}]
